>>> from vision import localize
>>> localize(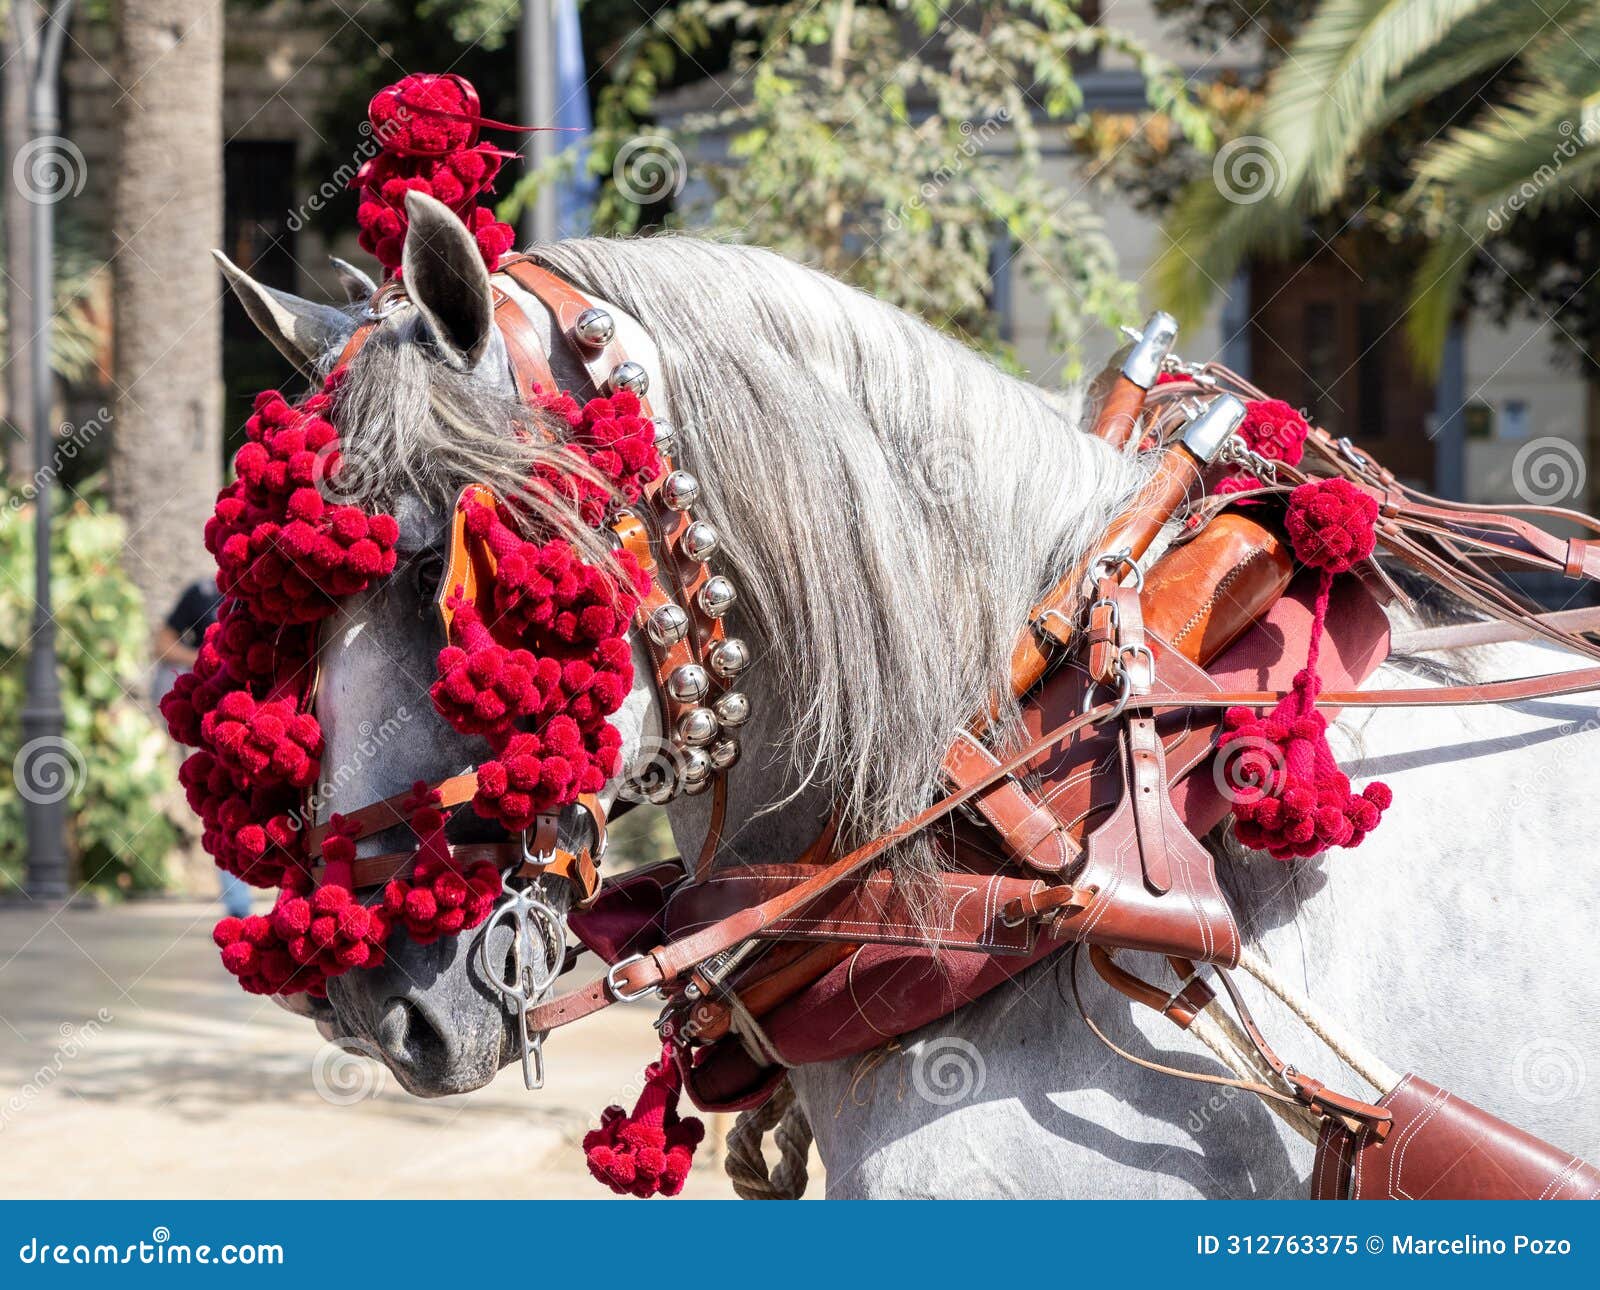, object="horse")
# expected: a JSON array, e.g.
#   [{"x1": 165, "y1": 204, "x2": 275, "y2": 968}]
[{"x1": 218, "y1": 192, "x2": 1600, "y2": 1197}]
